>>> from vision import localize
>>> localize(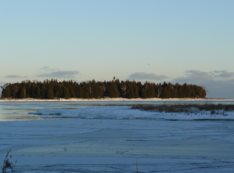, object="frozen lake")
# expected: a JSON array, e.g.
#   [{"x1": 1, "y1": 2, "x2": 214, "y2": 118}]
[{"x1": 0, "y1": 101, "x2": 234, "y2": 172}]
